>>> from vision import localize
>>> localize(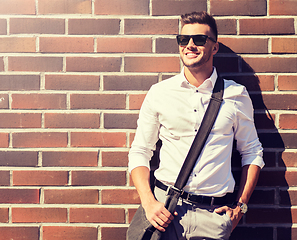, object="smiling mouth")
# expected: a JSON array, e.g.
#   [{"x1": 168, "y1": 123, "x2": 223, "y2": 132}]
[{"x1": 185, "y1": 52, "x2": 199, "y2": 57}]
